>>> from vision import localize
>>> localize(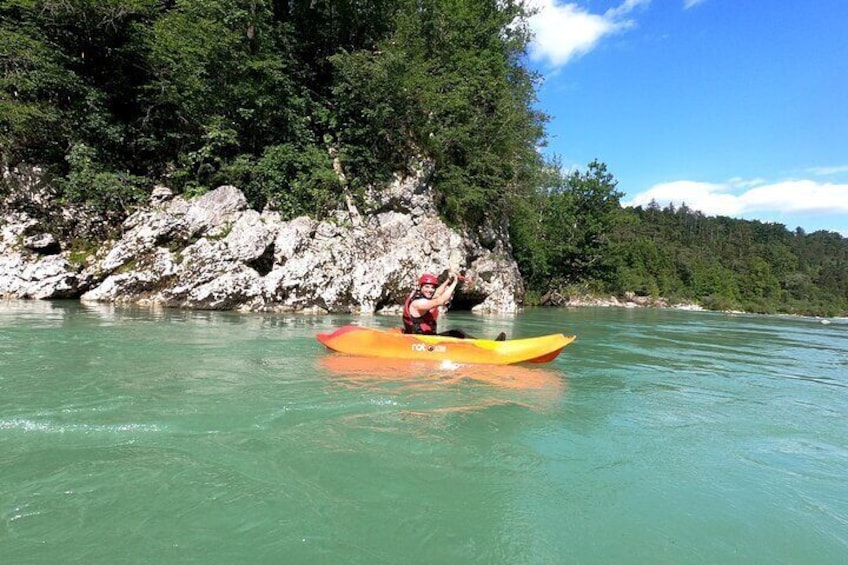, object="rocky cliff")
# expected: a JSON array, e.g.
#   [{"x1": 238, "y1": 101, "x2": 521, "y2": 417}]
[{"x1": 1, "y1": 167, "x2": 524, "y2": 313}]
